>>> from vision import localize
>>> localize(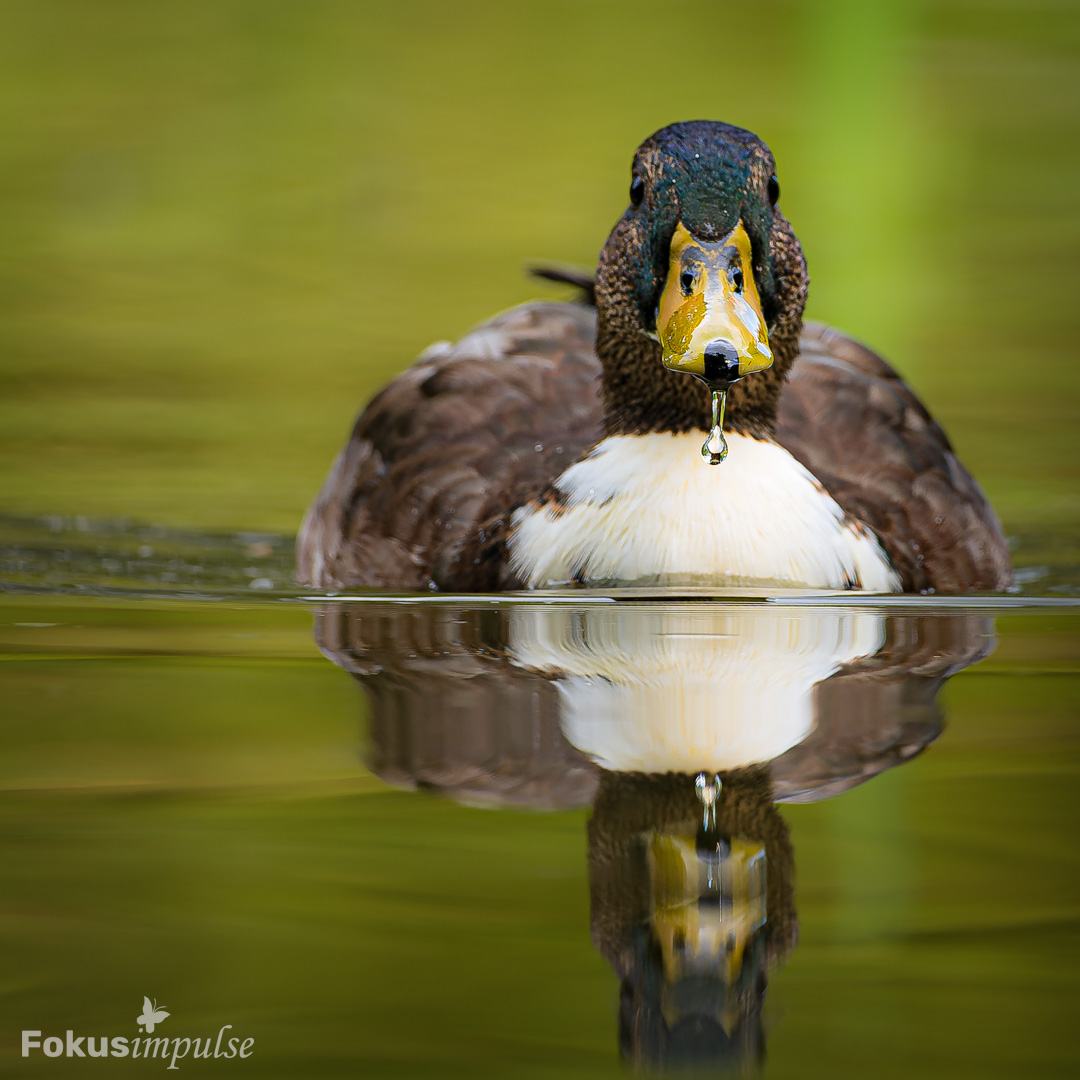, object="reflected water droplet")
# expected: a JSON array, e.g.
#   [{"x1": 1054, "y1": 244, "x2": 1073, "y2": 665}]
[
  {"x1": 701, "y1": 388, "x2": 728, "y2": 465},
  {"x1": 695, "y1": 771, "x2": 723, "y2": 831}
]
